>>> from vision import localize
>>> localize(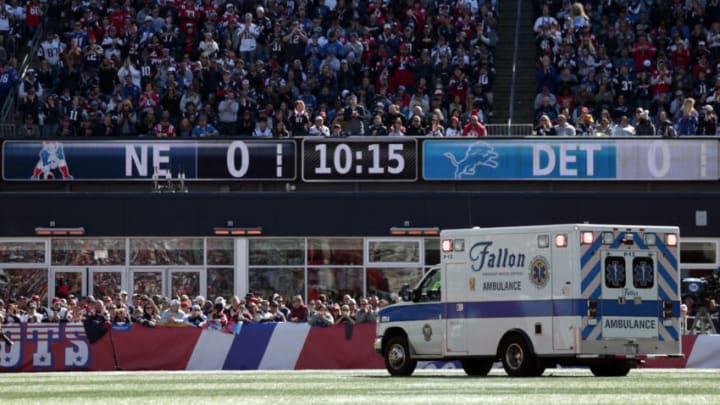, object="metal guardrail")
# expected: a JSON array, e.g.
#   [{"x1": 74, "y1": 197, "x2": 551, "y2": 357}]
[
  {"x1": 485, "y1": 124, "x2": 534, "y2": 136},
  {"x1": 0, "y1": 124, "x2": 16, "y2": 137},
  {"x1": 0, "y1": 17, "x2": 46, "y2": 131}
]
